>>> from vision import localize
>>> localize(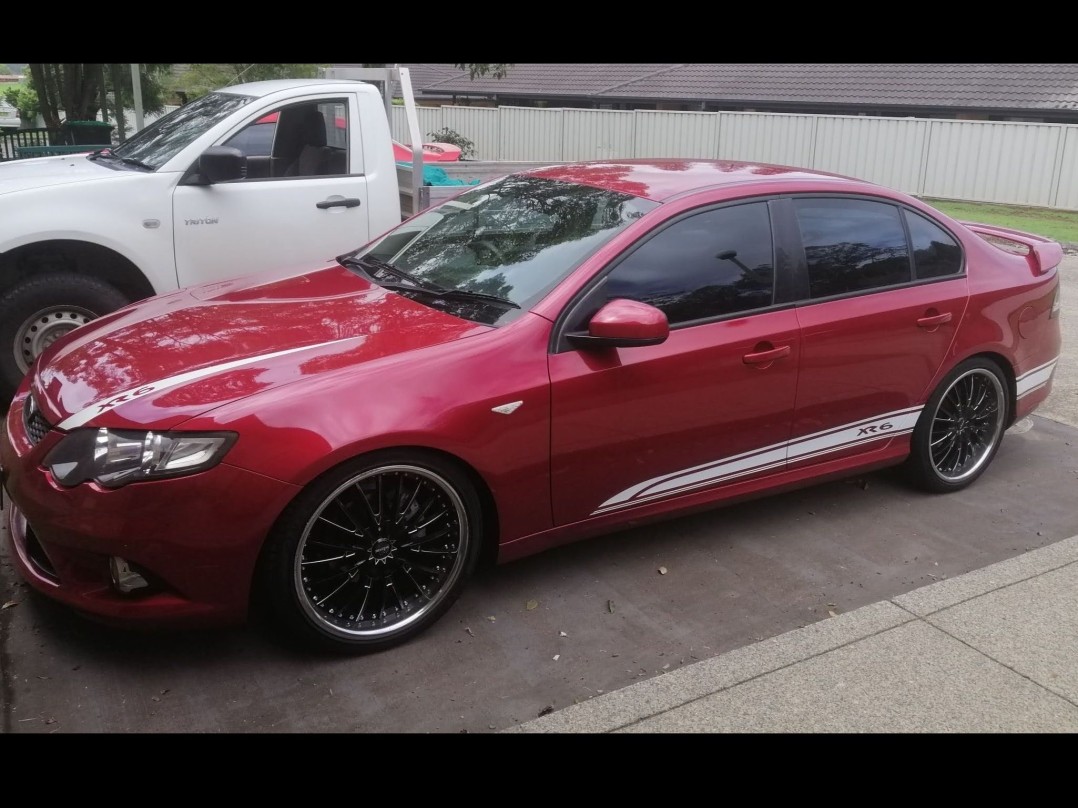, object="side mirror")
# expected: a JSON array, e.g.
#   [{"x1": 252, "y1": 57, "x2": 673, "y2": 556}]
[
  {"x1": 198, "y1": 146, "x2": 246, "y2": 184},
  {"x1": 567, "y1": 299, "x2": 669, "y2": 349}
]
